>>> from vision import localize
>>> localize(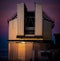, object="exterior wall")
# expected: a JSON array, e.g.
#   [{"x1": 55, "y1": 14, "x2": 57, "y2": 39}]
[
  {"x1": 8, "y1": 42, "x2": 33, "y2": 61},
  {"x1": 18, "y1": 42, "x2": 25, "y2": 61},
  {"x1": 33, "y1": 42, "x2": 50, "y2": 59},
  {"x1": 17, "y1": 3, "x2": 24, "y2": 36},
  {"x1": 25, "y1": 42, "x2": 33, "y2": 61},
  {"x1": 35, "y1": 4, "x2": 43, "y2": 36},
  {"x1": 8, "y1": 42, "x2": 18, "y2": 60},
  {"x1": 43, "y1": 20, "x2": 52, "y2": 40},
  {"x1": 8, "y1": 18, "x2": 43, "y2": 40},
  {"x1": 8, "y1": 18, "x2": 18, "y2": 40}
]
